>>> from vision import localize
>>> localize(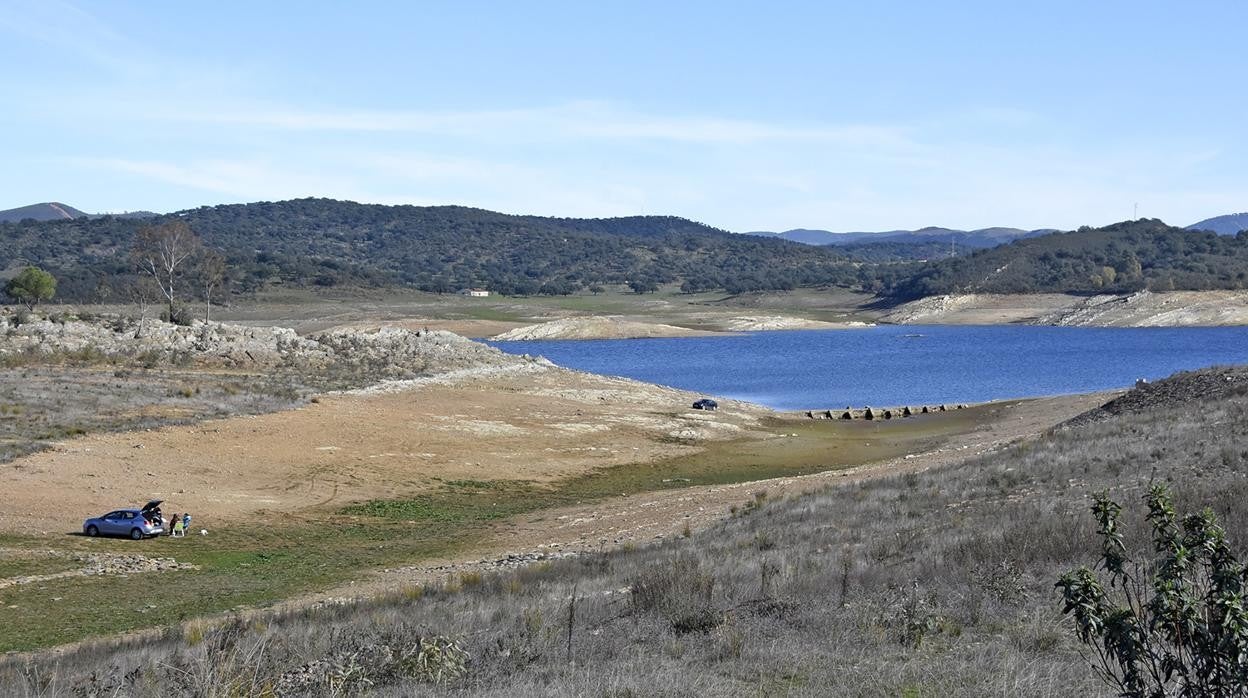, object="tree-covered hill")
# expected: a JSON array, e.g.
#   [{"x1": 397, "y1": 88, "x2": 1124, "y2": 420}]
[
  {"x1": 0, "y1": 198, "x2": 862, "y2": 301},
  {"x1": 838, "y1": 239, "x2": 961, "y2": 263},
  {"x1": 6, "y1": 202, "x2": 1248, "y2": 304},
  {"x1": 887, "y1": 219, "x2": 1248, "y2": 299}
]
